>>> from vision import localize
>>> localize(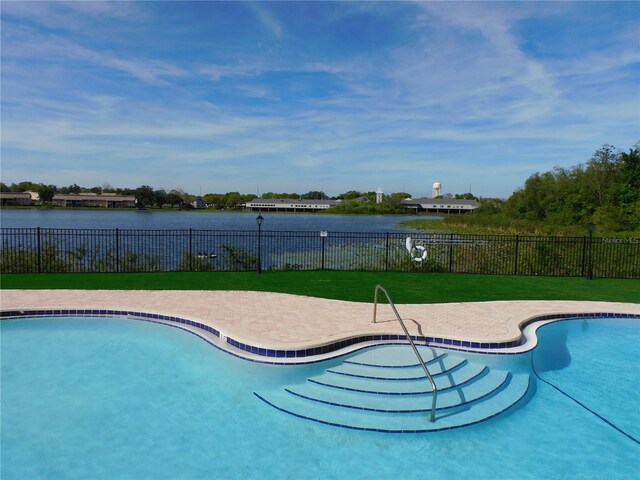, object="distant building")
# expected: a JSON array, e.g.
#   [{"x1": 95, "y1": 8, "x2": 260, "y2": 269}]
[
  {"x1": 52, "y1": 193, "x2": 136, "y2": 208},
  {"x1": 402, "y1": 197, "x2": 479, "y2": 214},
  {"x1": 245, "y1": 198, "x2": 341, "y2": 212},
  {"x1": 192, "y1": 197, "x2": 207, "y2": 209},
  {"x1": 0, "y1": 192, "x2": 32, "y2": 206}
]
